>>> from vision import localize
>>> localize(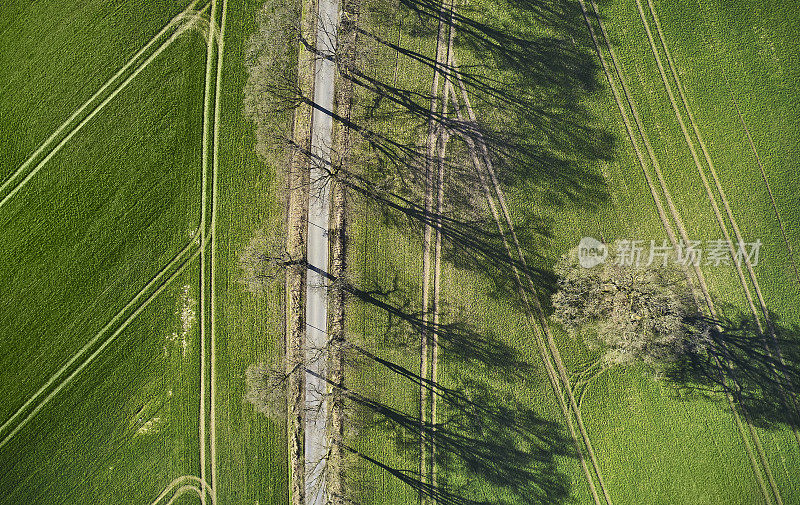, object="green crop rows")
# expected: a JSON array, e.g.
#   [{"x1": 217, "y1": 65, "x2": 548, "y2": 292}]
[
  {"x1": 0, "y1": 0, "x2": 288, "y2": 503},
  {"x1": 344, "y1": 0, "x2": 800, "y2": 504},
  {"x1": 1, "y1": 0, "x2": 798, "y2": 503}
]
